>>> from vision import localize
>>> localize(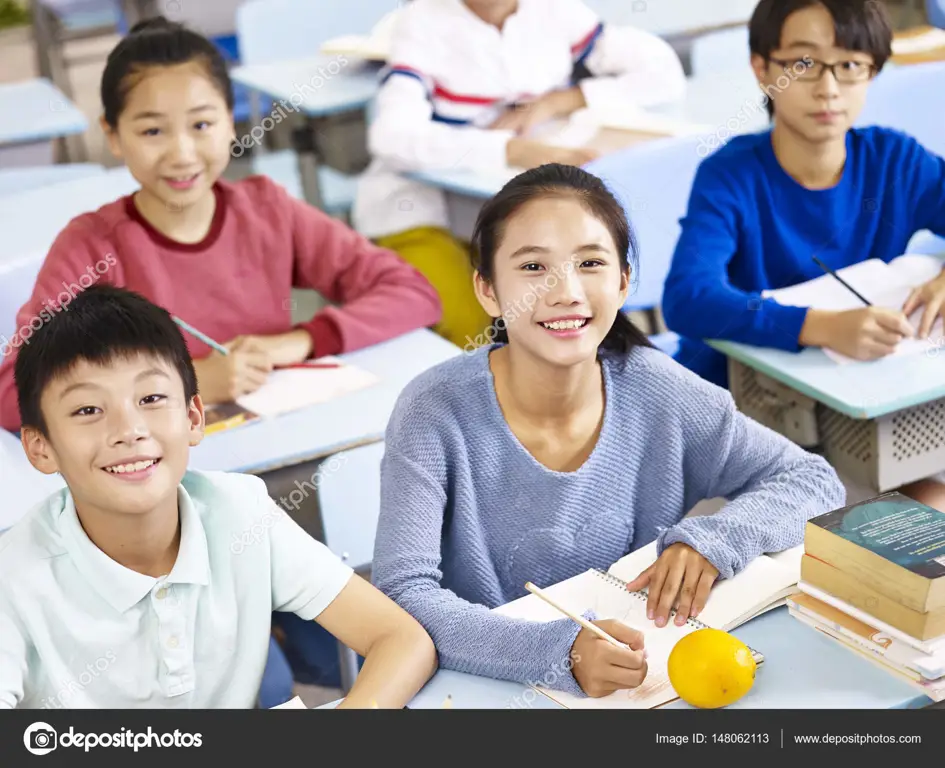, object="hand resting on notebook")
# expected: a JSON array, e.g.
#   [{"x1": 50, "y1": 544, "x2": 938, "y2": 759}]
[
  {"x1": 625, "y1": 543, "x2": 720, "y2": 628},
  {"x1": 902, "y1": 269, "x2": 945, "y2": 339}
]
